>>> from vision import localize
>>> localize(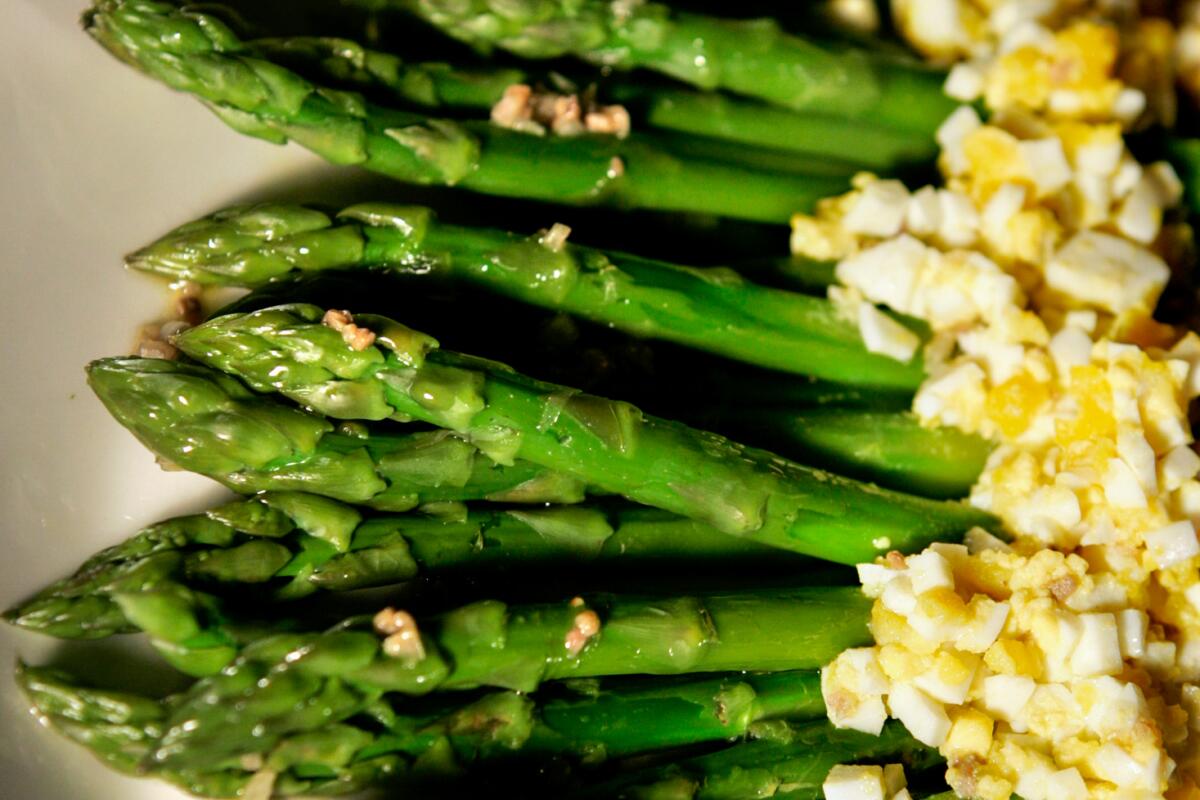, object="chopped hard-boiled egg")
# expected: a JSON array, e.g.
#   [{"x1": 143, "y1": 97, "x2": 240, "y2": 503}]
[
  {"x1": 814, "y1": 6, "x2": 1200, "y2": 799},
  {"x1": 823, "y1": 763, "x2": 912, "y2": 800}
]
